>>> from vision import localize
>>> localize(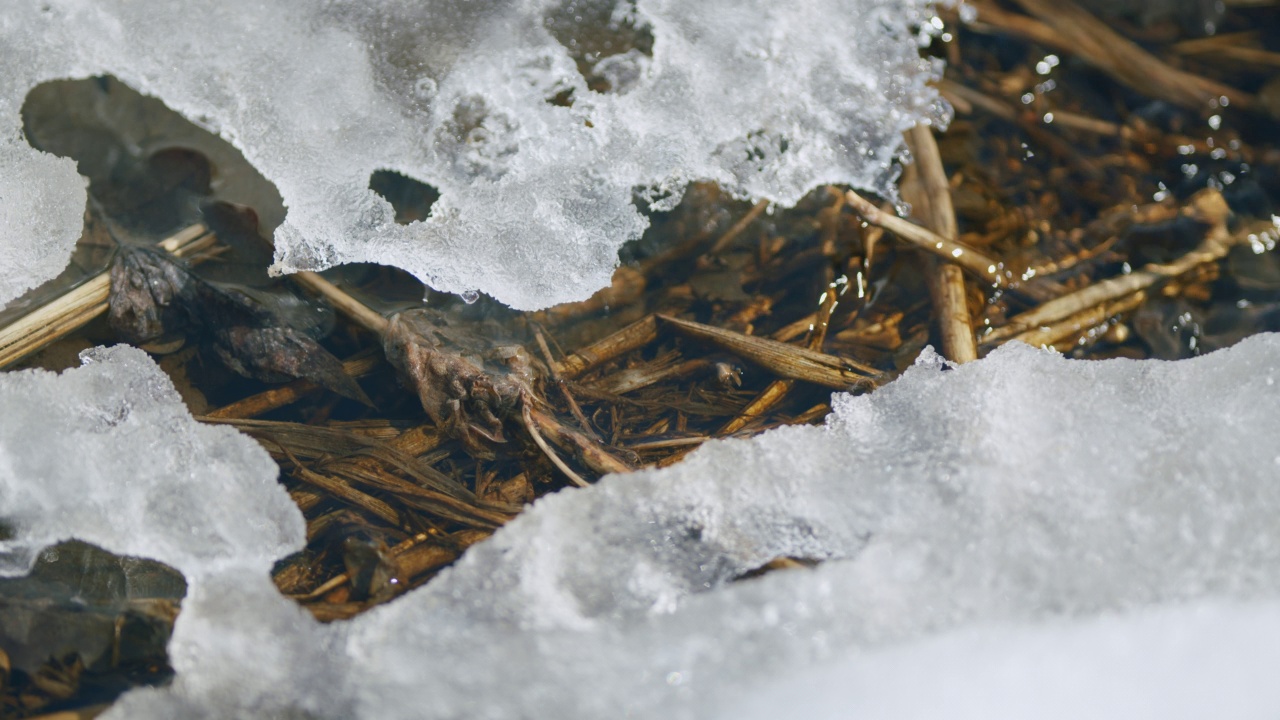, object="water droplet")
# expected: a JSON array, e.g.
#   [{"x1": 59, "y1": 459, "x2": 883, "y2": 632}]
[{"x1": 461, "y1": 289, "x2": 480, "y2": 304}]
